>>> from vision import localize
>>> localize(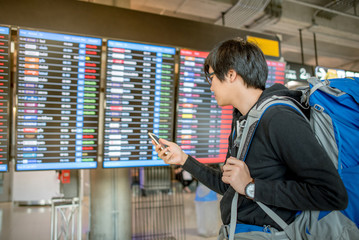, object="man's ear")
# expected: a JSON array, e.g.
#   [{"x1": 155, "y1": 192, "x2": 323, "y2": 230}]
[{"x1": 227, "y1": 69, "x2": 237, "y2": 83}]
